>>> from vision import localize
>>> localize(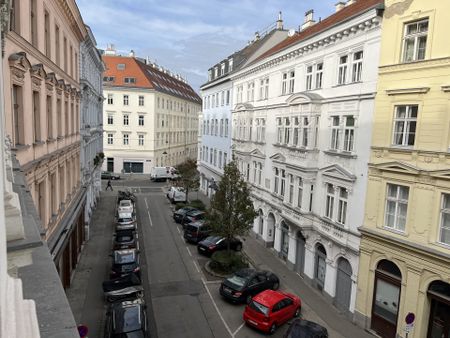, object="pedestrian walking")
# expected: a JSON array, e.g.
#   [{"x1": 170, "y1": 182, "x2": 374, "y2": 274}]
[{"x1": 106, "y1": 179, "x2": 113, "y2": 191}]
